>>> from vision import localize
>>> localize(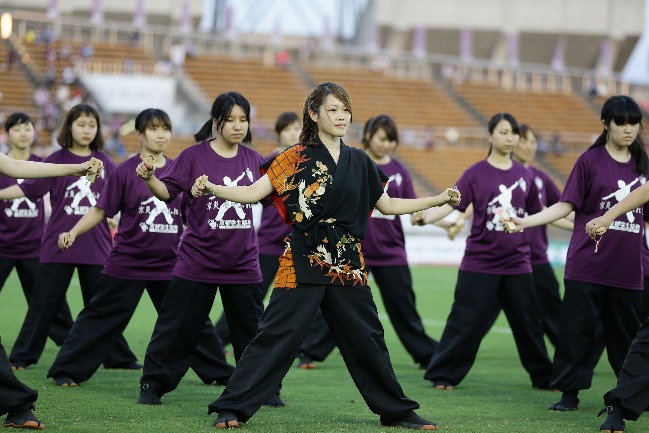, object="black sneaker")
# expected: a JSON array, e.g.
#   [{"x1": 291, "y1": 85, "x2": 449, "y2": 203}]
[
  {"x1": 138, "y1": 382, "x2": 161, "y2": 405},
  {"x1": 381, "y1": 411, "x2": 438, "y2": 430},
  {"x1": 53, "y1": 375, "x2": 77, "y2": 387},
  {"x1": 3, "y1": 404, "x2": 44, "y2": 430},
  {"x1": 598, "y1": 404, "x2": 626, "y2": 433}
]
